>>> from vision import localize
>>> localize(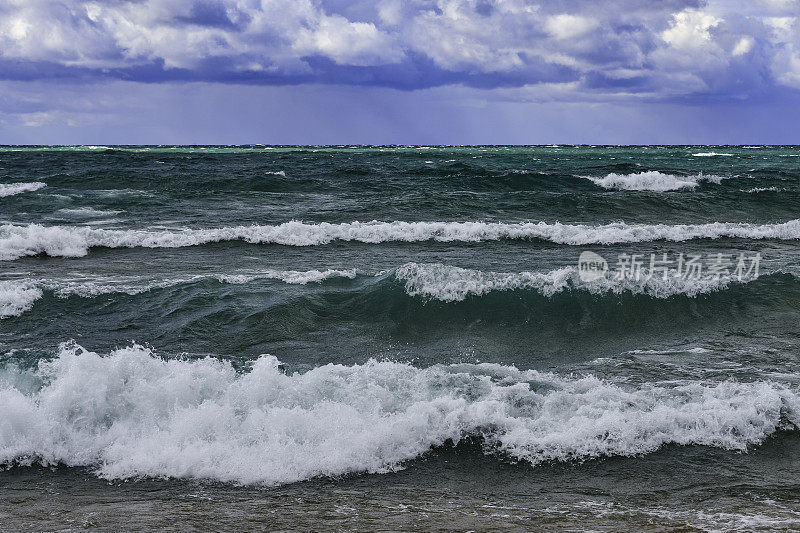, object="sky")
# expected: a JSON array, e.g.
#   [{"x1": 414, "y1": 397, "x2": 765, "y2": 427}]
[{"x1": 0, "y1": 0, "x2": 799, "y2": 144}]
